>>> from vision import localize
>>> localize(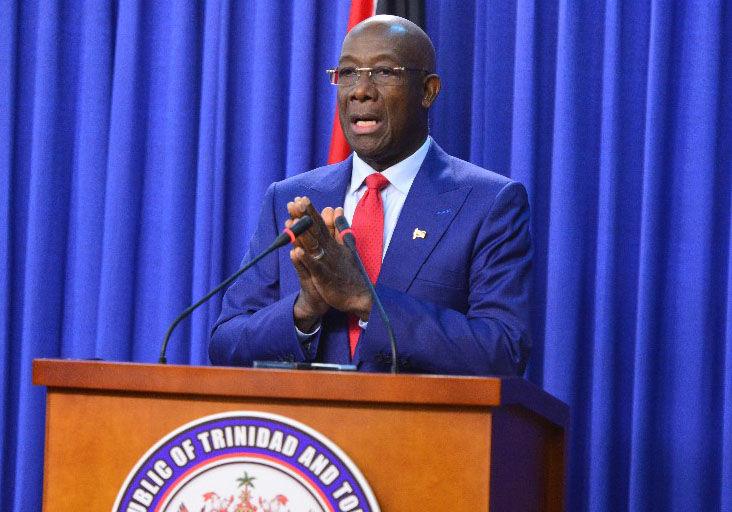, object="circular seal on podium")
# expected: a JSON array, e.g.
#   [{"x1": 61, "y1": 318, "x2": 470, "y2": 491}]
[{"x1": 113, "y1": 411, "x2": 380, "y2": 512}]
